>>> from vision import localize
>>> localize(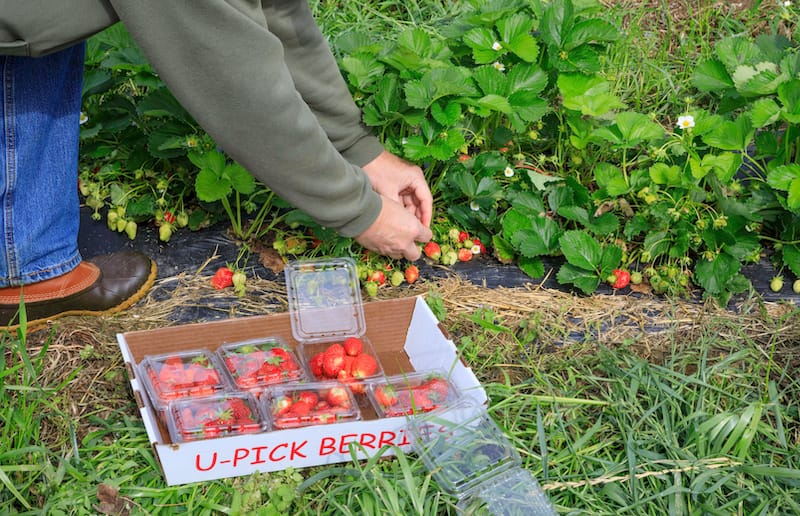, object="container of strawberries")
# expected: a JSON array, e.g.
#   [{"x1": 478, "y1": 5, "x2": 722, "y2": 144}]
[
  {"x1": 166, "y1": 392, "x2": 268, "y2": 442},
  {"x1": 216, "y1": 337, "x2": 306, "y2": 394},
  {"x1": 366, "y1": 370, "x2": 461, "y2": 418},
  {"x1": 138, "y1": 349, "x2": 230, "y2": 424},
  {"x1": 262, "y1": 381, "x2": 361, "y2": 429},
  {"x1": 284, "y1": 258, "x2": 383, "y2": 397}
]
